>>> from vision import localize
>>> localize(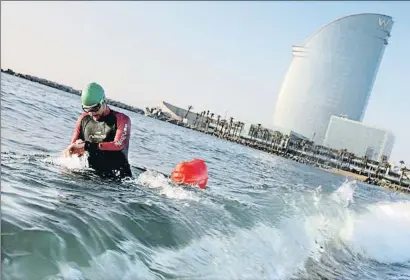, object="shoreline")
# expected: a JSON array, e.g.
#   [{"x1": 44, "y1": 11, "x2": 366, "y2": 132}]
[
  {"x1": 323, "y1": 167, "x2": 368, "y2": 181},
  {"x1": 1, "y1": 70, "x2": 145, "y2": 114},
  {"x1": 323, "y1": 167, "x2": 410, "y2": 193}
]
